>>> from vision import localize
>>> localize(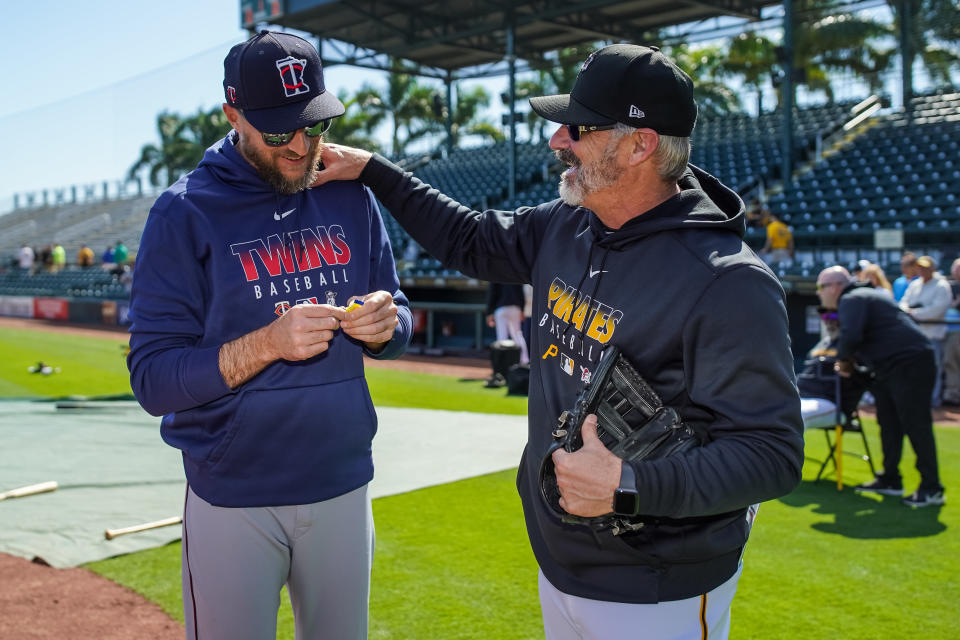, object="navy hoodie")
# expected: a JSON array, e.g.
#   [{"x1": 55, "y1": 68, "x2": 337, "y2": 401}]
[
  {"x1": 127, "y1": 134, "x2": 412, "y2": 507},
  {"x1": 359, "y1": 154, "x2": 803, "y2": 603}
]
